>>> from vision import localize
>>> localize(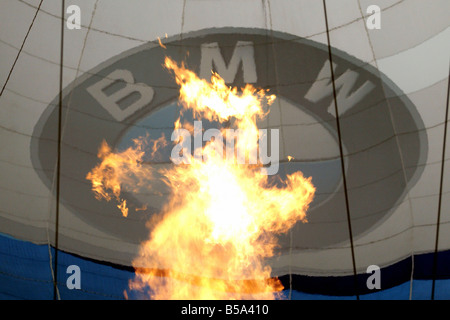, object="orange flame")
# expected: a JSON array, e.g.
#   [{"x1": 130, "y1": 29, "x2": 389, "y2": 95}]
[
  {"x1": 157, "y1": 36, "x2": 167, "y2": 49},
  {"x1": 86, "y1": 137, "x2": 154, "y2": 217},
  {"x1": 87, "y1": 57, "x2": 315, "y2": 299}
]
